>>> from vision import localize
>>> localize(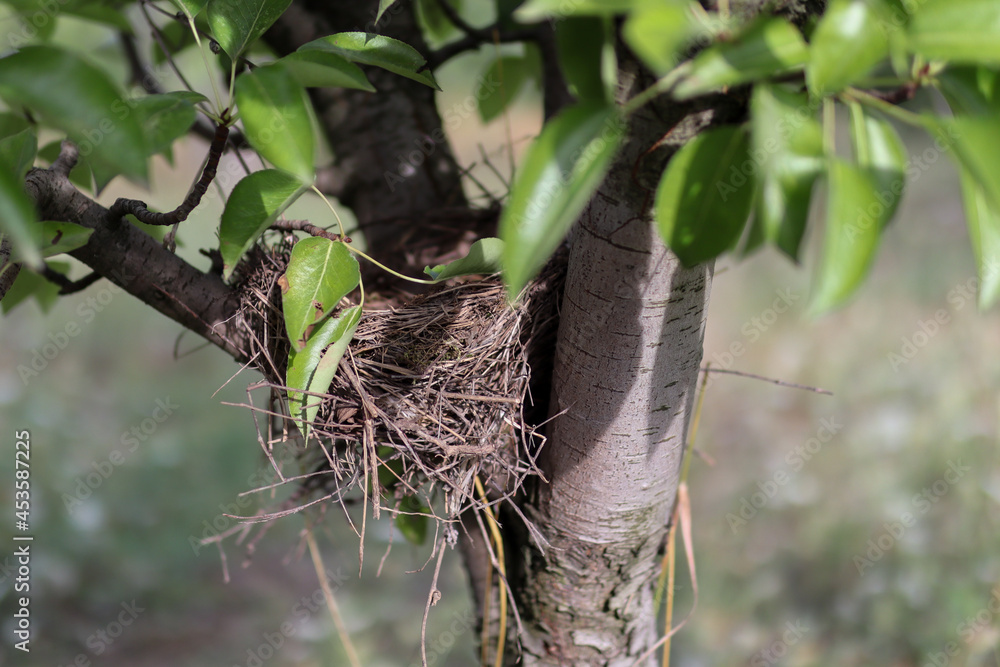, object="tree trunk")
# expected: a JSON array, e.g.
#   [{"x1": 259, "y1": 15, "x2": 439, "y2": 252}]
[
  {"x1": 264, "y1": 1, "x2": 473, "y2": 281},
  {"x1": 506, "y1": 53, "x2": 716, "y2": 665}
]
